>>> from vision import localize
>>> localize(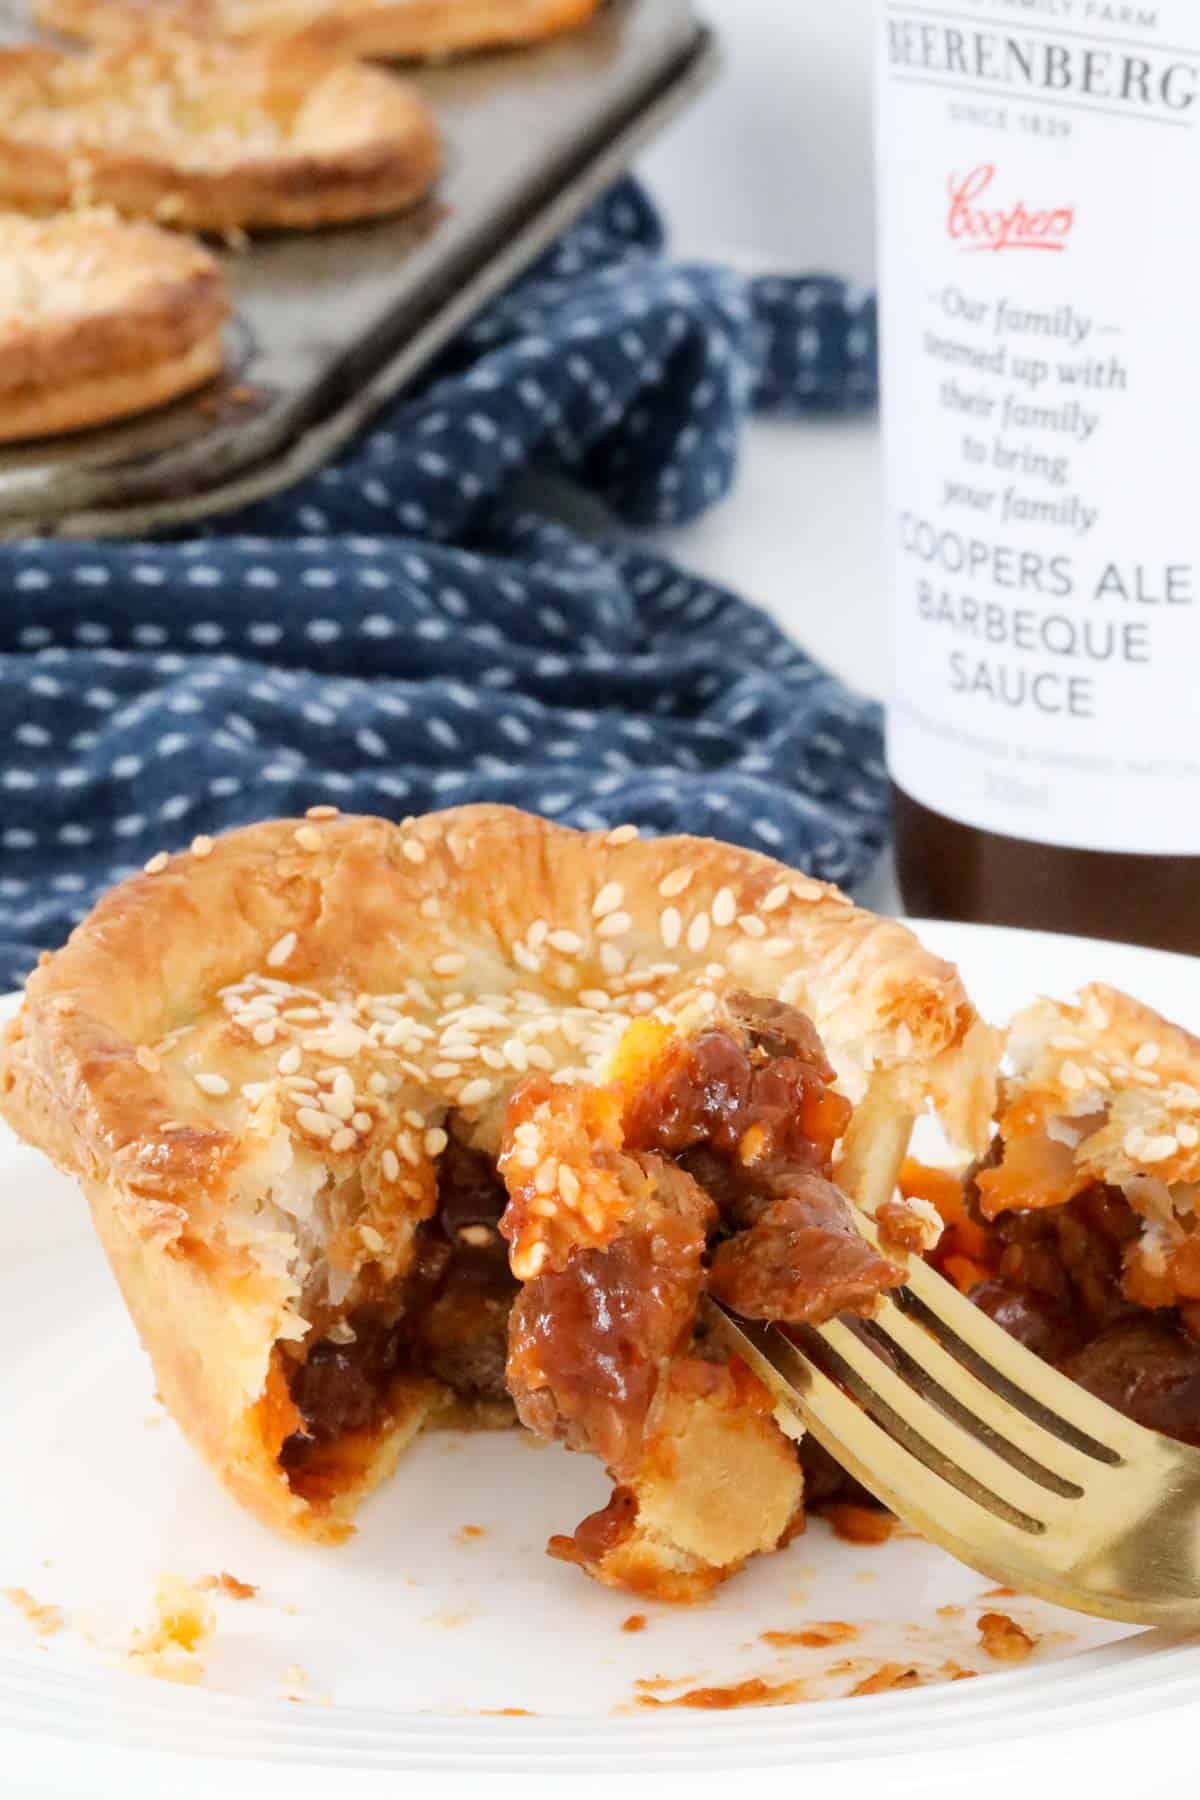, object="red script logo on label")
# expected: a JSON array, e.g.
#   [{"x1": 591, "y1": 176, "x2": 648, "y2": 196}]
[{"x1": 946, "y1": 165, "x2": 1074, "y2": 253}]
